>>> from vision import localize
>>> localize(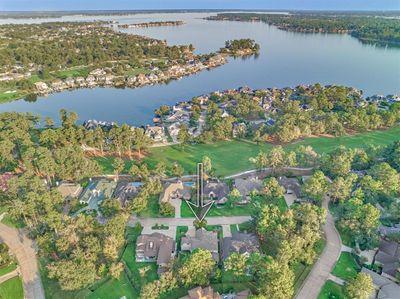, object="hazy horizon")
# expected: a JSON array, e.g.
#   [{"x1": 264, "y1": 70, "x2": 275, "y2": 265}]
[{"x1": 1, "y1": 0, "x2": 399, "y2": 12}]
